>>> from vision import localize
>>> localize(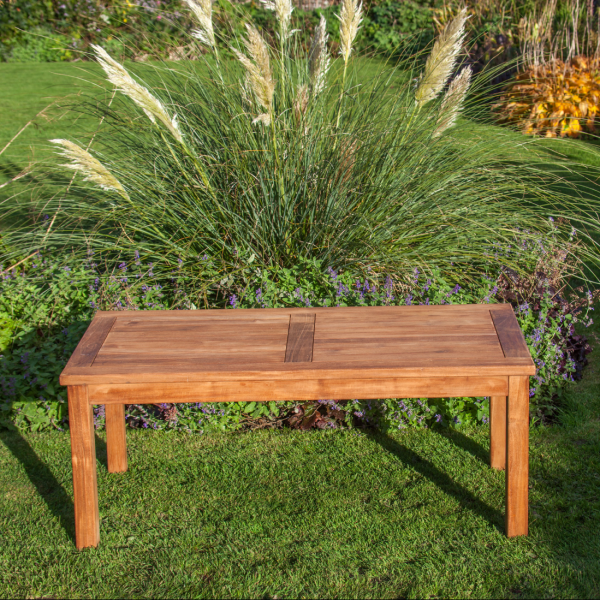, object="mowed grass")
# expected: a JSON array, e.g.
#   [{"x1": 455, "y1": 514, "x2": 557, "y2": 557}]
[
  {"x1": 2, "y1": 322, "x2": 600, "y2": 599},
  {"x1": 0, "y1": 62, "x2": 107, "y2": 187}
]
